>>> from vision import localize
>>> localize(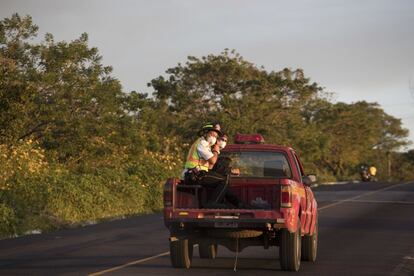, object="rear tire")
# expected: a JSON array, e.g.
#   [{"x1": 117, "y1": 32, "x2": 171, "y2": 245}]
[
  {"x1": 199, "y1": 243, "x2": 218, "y2": 259},
  {"x1": 279, "y1": 219, "x2": 301, "y2": 271},
  {"x1": 170, "y1": 237, "x2": 193, "y2": 268},
  {"x1": 301, "y1": 219, "x2": 318, "y2": 262}
]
